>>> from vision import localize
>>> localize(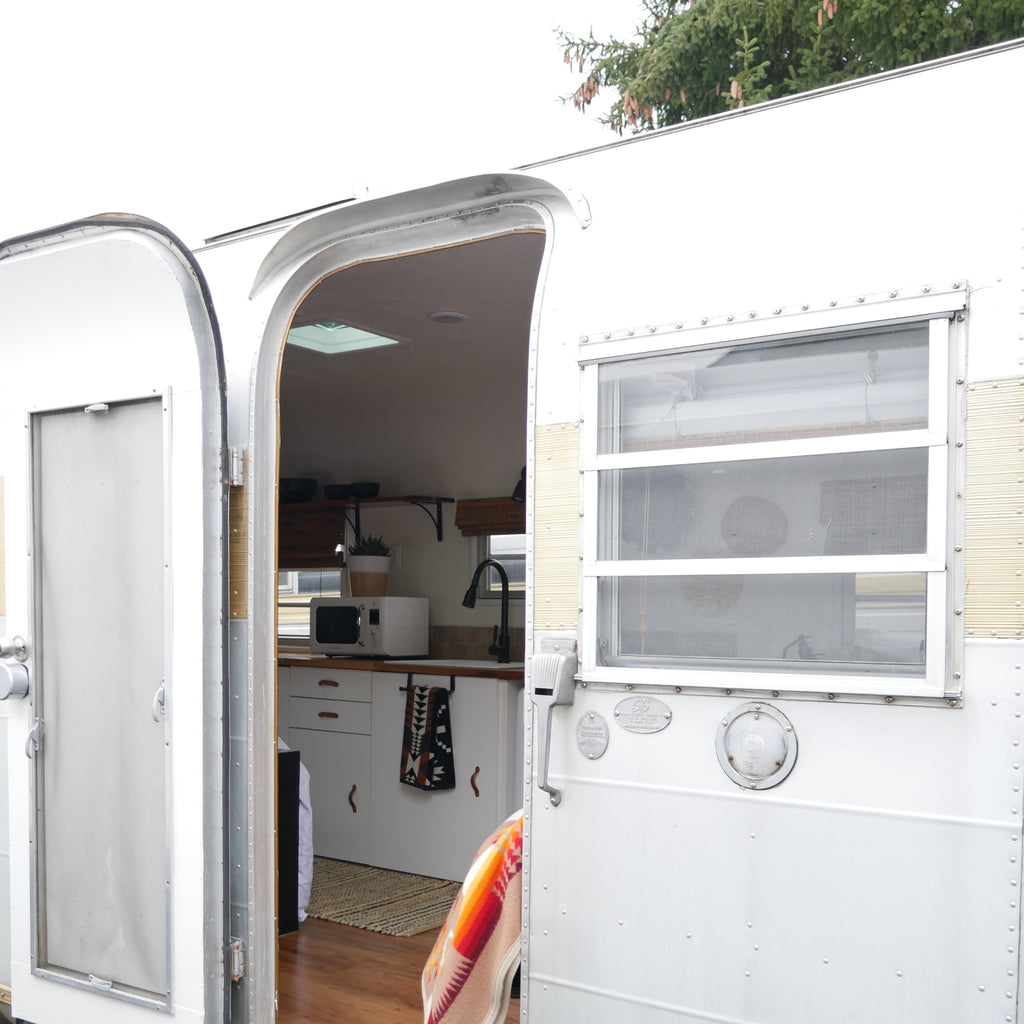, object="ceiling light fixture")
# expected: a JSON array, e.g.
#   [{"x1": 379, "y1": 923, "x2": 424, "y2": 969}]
[
  {"x1": 428, "y1": 310, "x2": 467, "y2": 325},
  {"x1": 286, "y1": 322, "x2": 402, "y2": 355}
]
